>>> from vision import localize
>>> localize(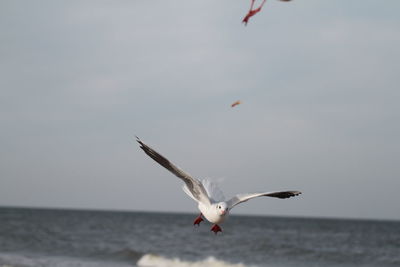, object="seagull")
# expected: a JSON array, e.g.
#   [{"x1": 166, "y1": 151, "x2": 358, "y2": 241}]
[{"x1": 136, "y1": 137, "x2": 301, "y2": 234}]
